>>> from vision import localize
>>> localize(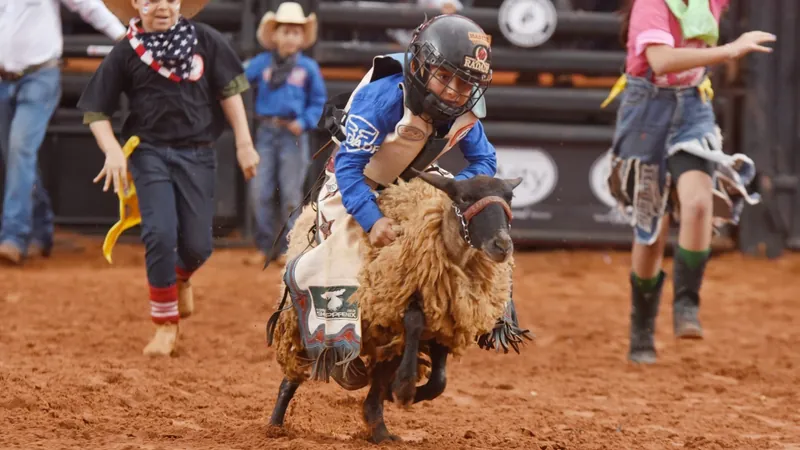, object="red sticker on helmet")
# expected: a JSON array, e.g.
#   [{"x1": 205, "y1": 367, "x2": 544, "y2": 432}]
[{"x1": 475, "y1": 46, "x2": 488, "y2": 62}]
